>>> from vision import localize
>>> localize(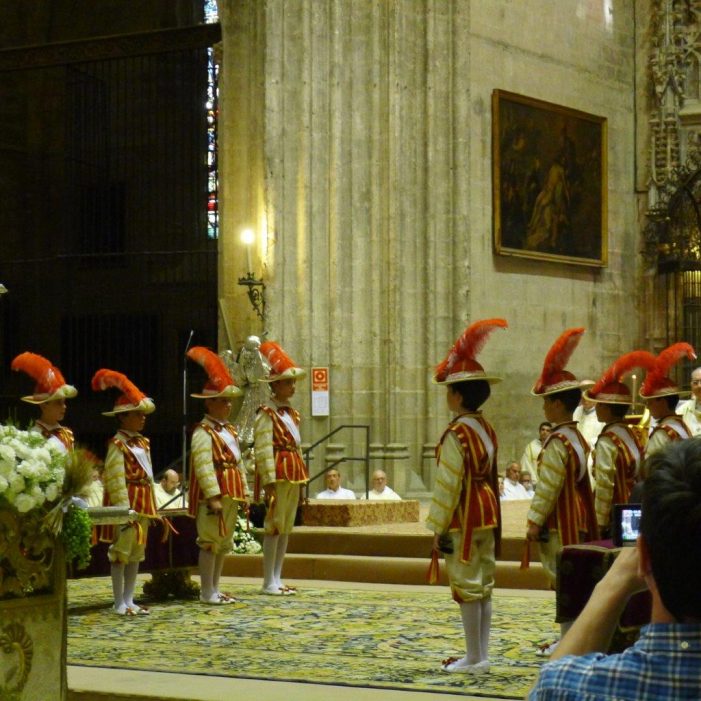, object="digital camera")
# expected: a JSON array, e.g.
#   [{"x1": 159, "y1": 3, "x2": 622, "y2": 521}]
[{"x1": 612, "y1": 503, "x2": 642, "y2": 547}]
